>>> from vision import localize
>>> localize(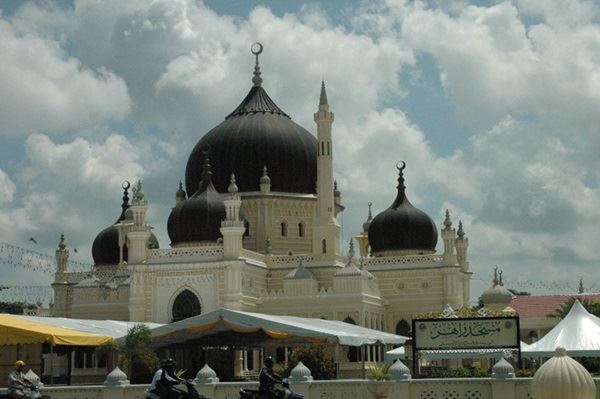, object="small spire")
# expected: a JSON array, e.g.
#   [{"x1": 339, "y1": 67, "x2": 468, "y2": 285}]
[
  {"x1": 319, "y1": 80, "x2": 328, "y2": 105},
  {"x1": 265, "y1": 237, "x2": 272, "y2": 254},
  {"x1": 260, "y1": 165, "x2": 271, "y2": 184},
  {"x1": 443, "y1": 209, "x2": 452, "y2": 231},
  {"x1": 362, "y1": 202, "x2": 373, "y2": 232},
  {"x1": 251, "y1": 42, "x2": 263, "y2": 87},
  {"x1": 391, "y1": 161, "x2": 407, "y2": 207},
  {"x1": 347, "y1": 239, "x2": 355, "y2": 261},
  {"x1": 58, "y1": 233, "x2": 66, "y2": 251},
  {"x1": 133, "y1": 179, "x2": 144, "y2": 202},
  {"x1": 176, "y1": 181, "x2": 186, "y2": 198},
  {"x1": 118, "y1": 181, "x2": 131, "y2": 221},
  {"x1": 201, "y1": 147, "x2": 213, "y2": 185},
  {"x1": 333, "y1": 180, "x2": 340, "y2": 197},
  {"x1": 493, "y1": 266, "x2": 499, "y2": 286},
  {"x1": 457, "y1": 220, "x2": 465, "y2": 239},
  {"x1": 498, "y1": 270, "x2": 504, "y2": 286},
  {"x1": 578, "y1": 277, "x2": 584, "y2": 294},
  {"x1": 228, "y1": 173, "x2": 238, "y2": 194}
]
